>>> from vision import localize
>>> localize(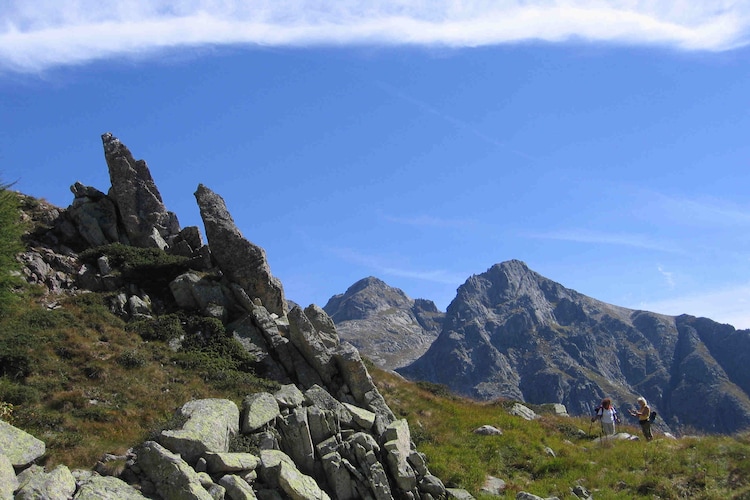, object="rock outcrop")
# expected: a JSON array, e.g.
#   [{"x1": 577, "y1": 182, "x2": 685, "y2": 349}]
[
  {"x1": 1, "y1": 388, "x2": 446, "y2": 500},
  {"x1": 323, "y1": 277, "x2": 444, "y2": 369},
  {"x1": 195, "y1": 184, "x2": 287, "y2": 317},
  {"x1": 7, "y1": 133, "x2": 447, "y2": 500},
  {"x1": 398, "y1": 260, "x2": 750, "y2": 435},
  {"x1": 101, "y1": 132, "x2": 181, "y2": 249}
]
